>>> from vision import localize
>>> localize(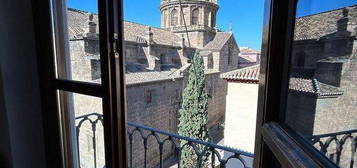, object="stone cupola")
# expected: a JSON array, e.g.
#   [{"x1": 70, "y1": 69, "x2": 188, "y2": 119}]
[{"x1": 160, "y1": 0, "x2": 219, "y2": 48}]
